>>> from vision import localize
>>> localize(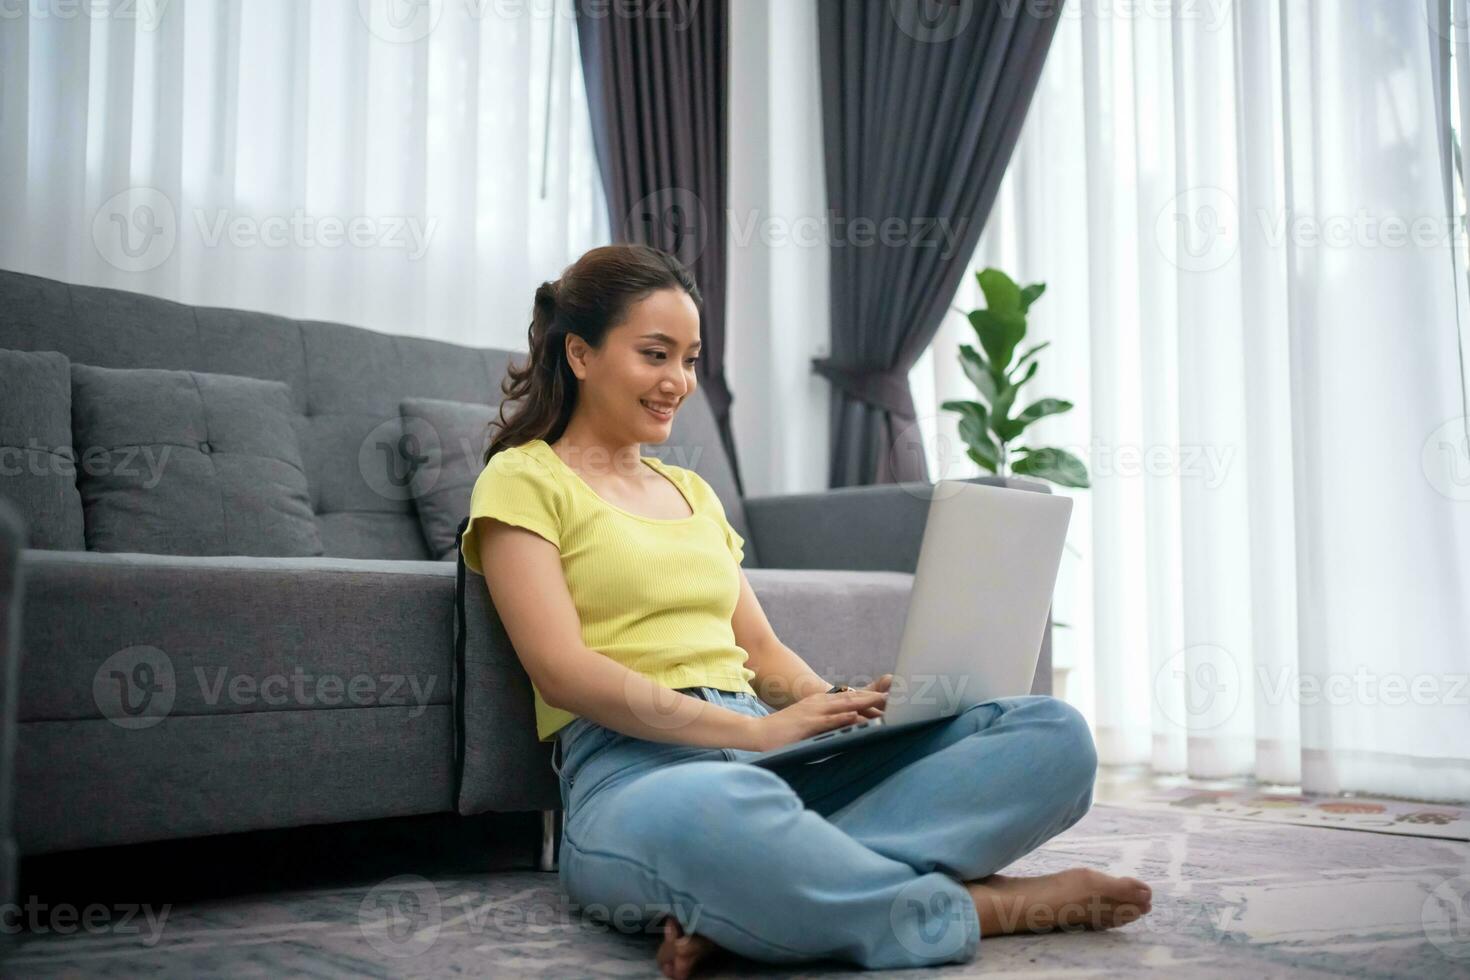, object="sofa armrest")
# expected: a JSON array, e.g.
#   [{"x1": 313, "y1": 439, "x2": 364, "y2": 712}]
[
  {"x1": 15, "y1": 550, "x2": 459, "y2": 723},
  {"x1": 12, "y1": 549, "x2": 463, "y2": 852},
  {"x1": 743, "y1": 475, "x2": 1052, "y2": 572},
  {"x1": 13, "y1": 548, "x2": 554, "y2": 839}
]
